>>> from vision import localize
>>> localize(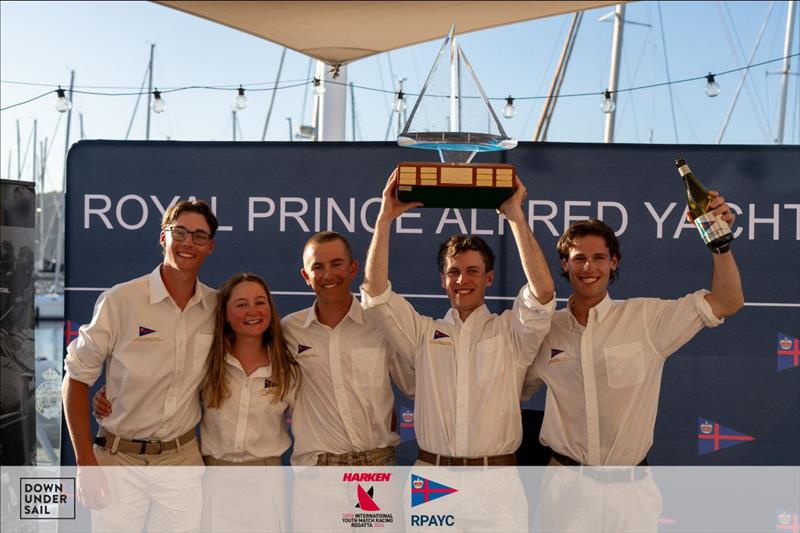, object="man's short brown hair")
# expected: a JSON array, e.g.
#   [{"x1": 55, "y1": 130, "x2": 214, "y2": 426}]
[
  {"x1": 556, "y1": 219, "x2": 621, "y2": 283},
  {"x1": 437, "y1": 235, "x2": 495, "y2": 273},
  {"x1": 161, "y1": 200, "x2": 219, "y2": 237},
  {"x1": 303, "y1": 231, "x2": 354, "y2": 262}
]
